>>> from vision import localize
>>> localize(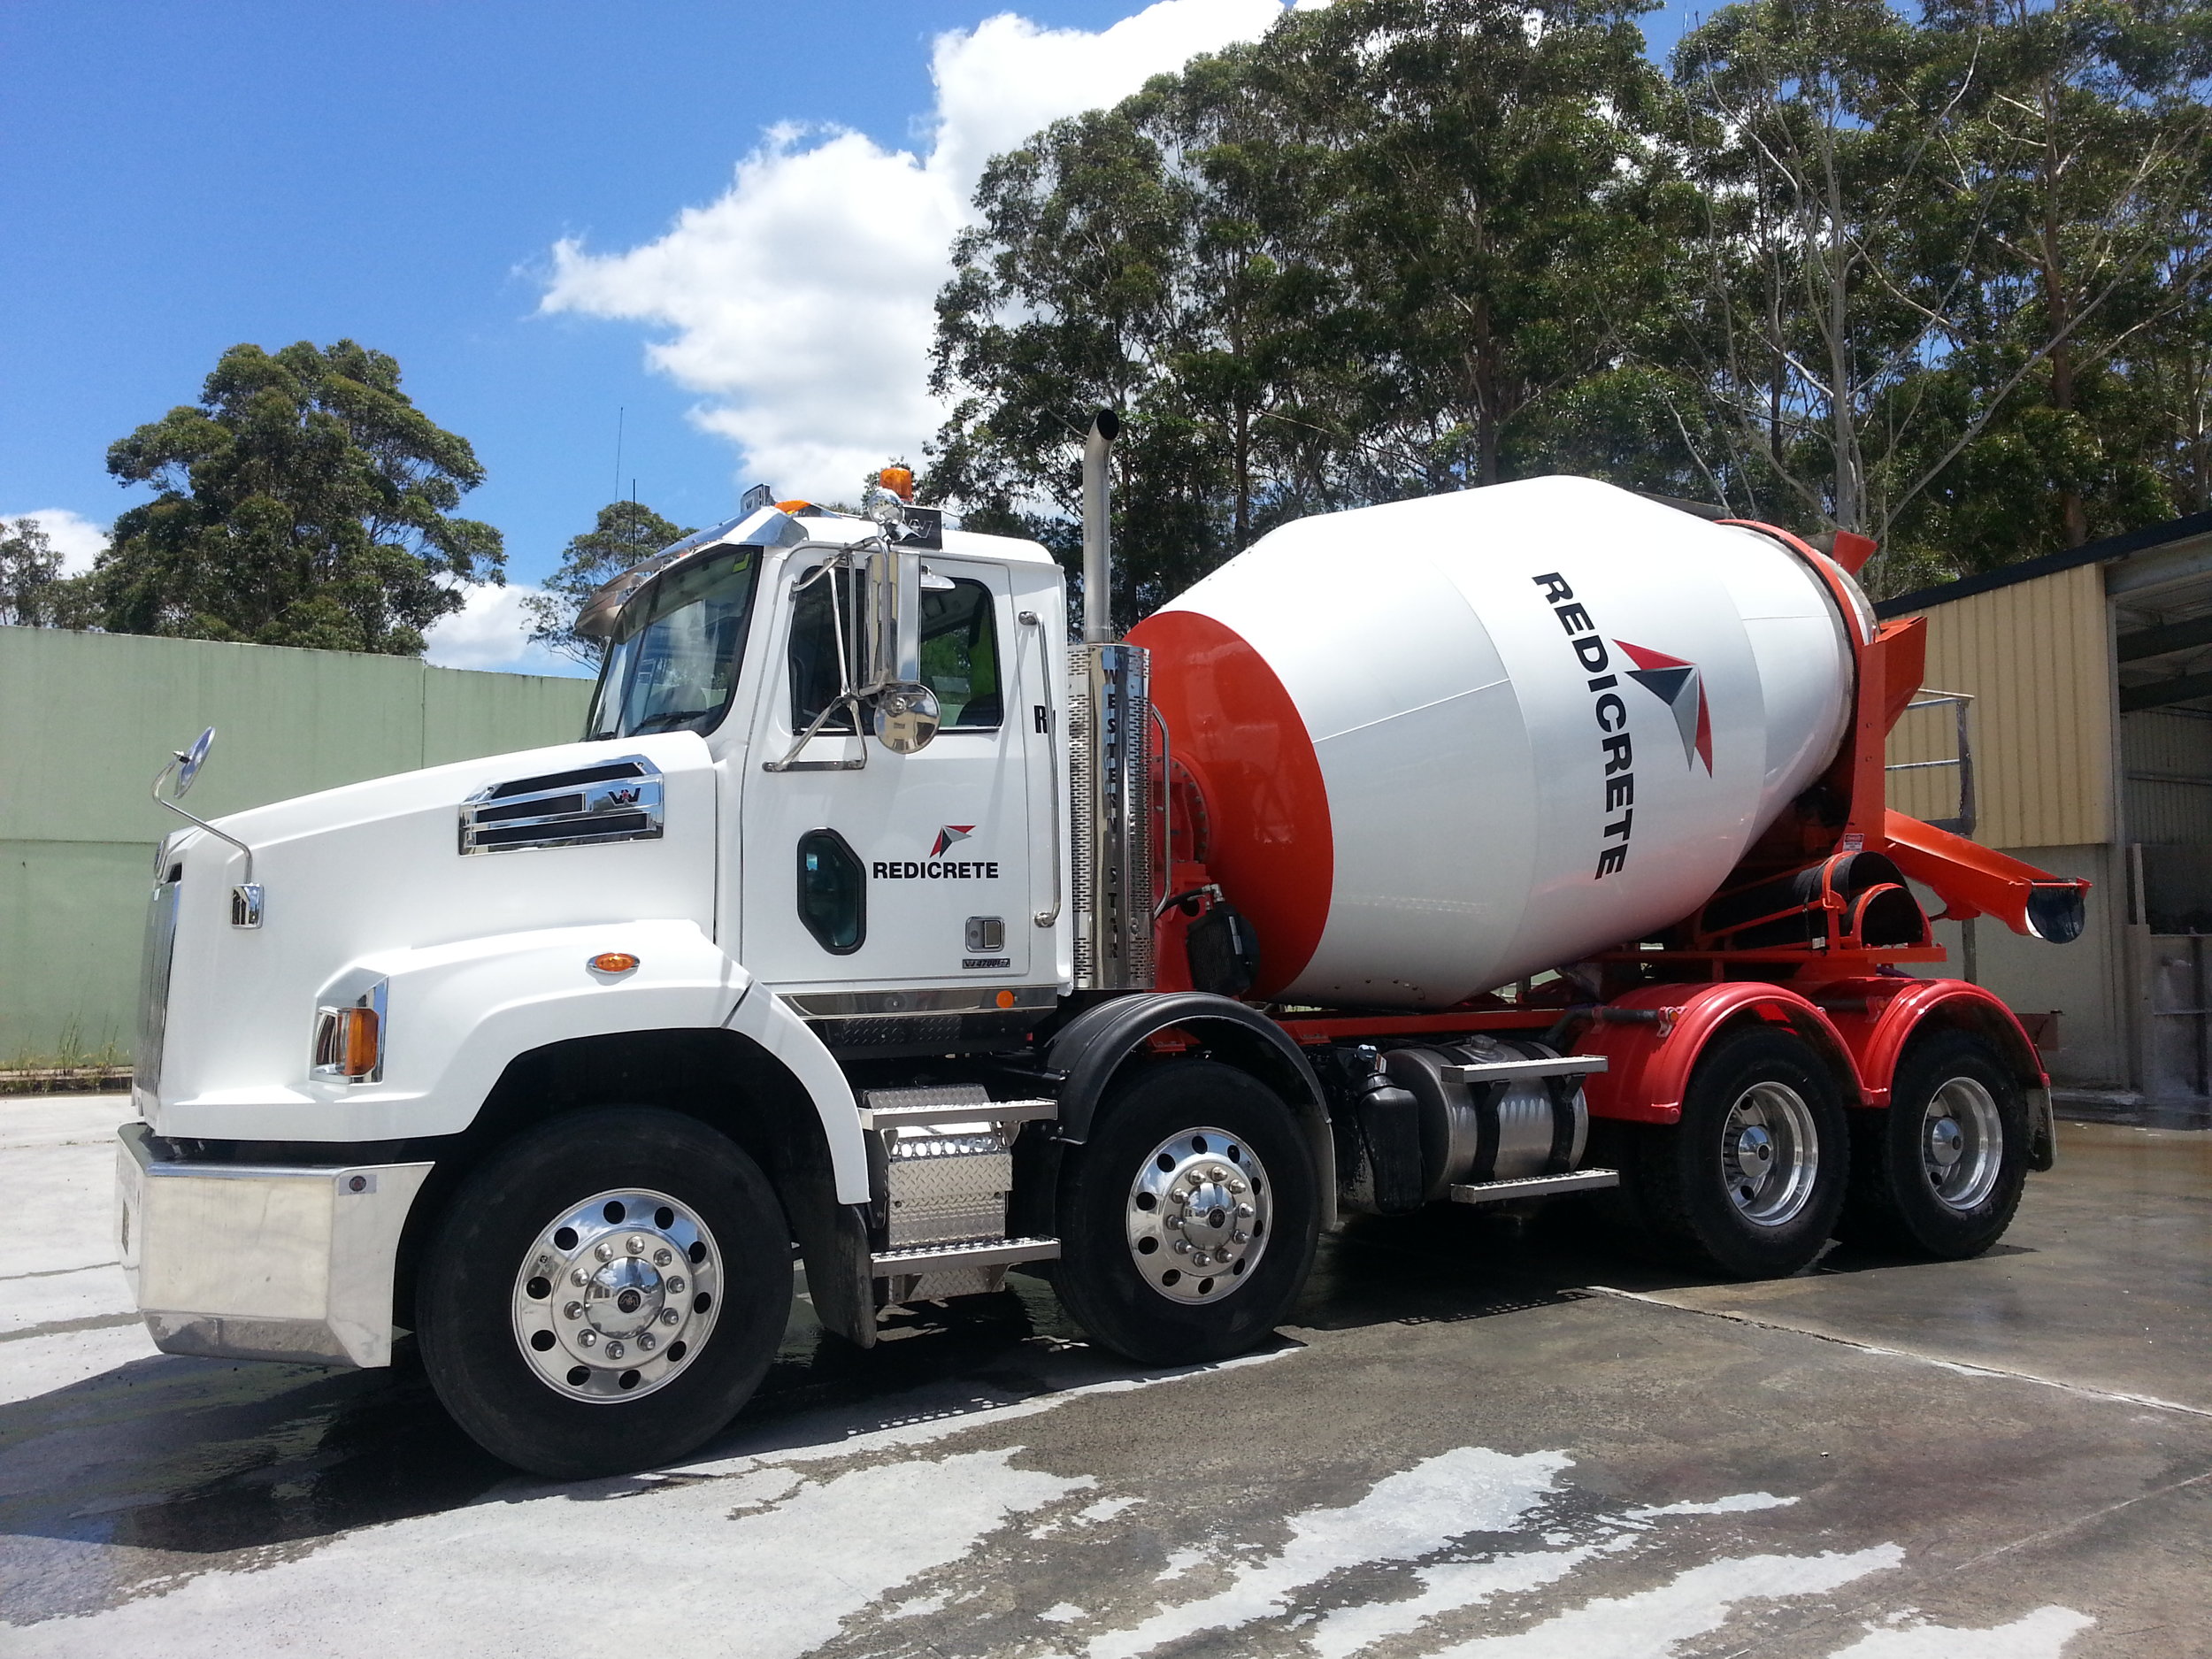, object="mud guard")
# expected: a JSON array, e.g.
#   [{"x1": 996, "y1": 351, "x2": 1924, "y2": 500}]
[{"x1": 1043, "y1": 992, "x2": 1337, "y2": 1229}]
